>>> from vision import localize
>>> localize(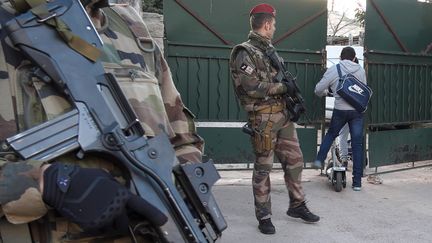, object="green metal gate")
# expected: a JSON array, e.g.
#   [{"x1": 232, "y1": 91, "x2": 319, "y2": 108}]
[
  {"x1": 163, "y1": 0, "x2": 327, "y2": 165},
  {"x1": 365, "y1": 0, "x2": 432, "y2": 169}
]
